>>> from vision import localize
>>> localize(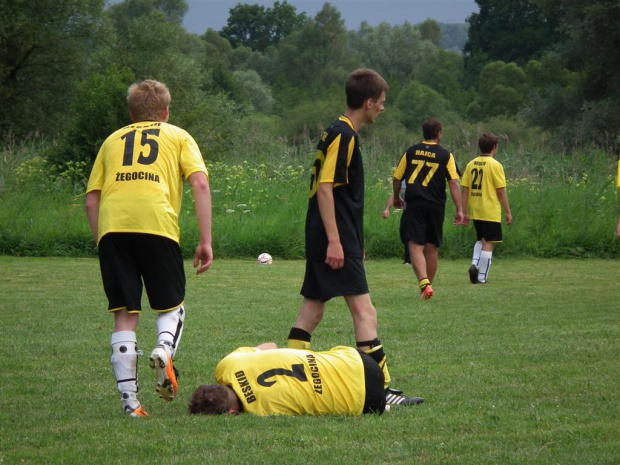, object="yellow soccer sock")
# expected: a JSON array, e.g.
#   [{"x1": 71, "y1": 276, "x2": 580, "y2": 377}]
[
  {"x1": 418, "y1": 278, "x2": 431, "y2": 291},
  {"x1": 286, "y1": 327, "x2": 311, "y2": 350}
]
